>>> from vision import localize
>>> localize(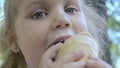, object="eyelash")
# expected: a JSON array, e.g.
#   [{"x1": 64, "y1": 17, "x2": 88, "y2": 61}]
[
  {"x1": 31, "y1": 10, "x2": 48, "y2": 20},
  {"x1": 30, "y1": 6, "x2": 78, "y2": 20},
  {"x1": 65, "y1": 6, "x2": 78, "y2": 14}
]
